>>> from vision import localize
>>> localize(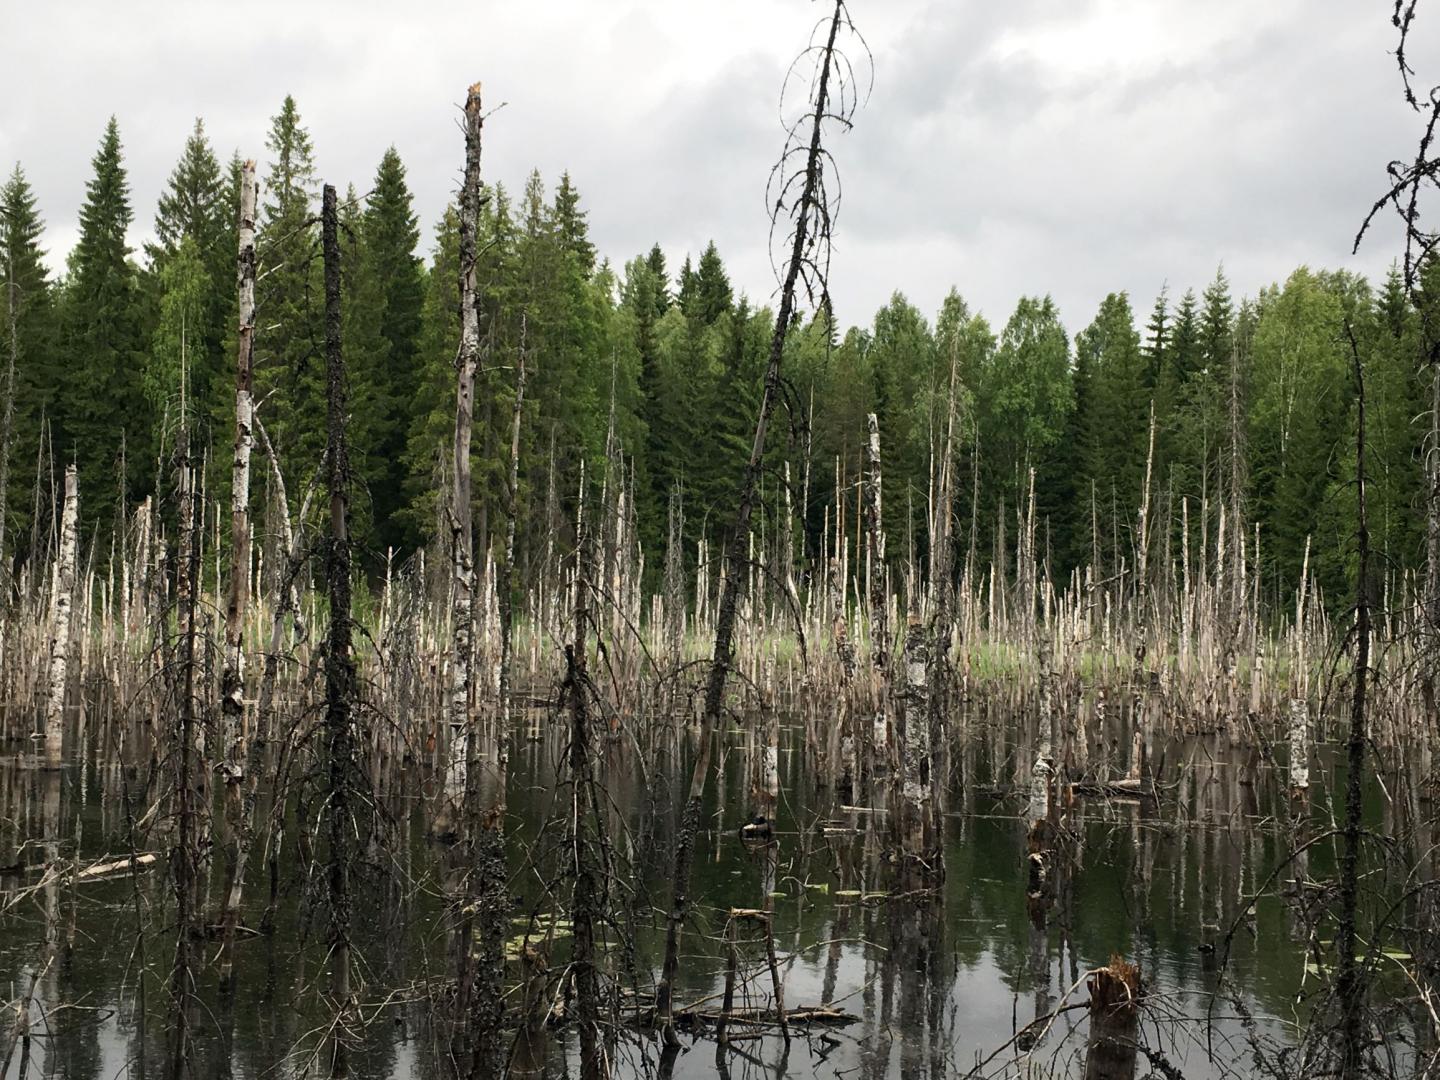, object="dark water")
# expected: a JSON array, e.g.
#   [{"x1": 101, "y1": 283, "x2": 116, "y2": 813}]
[{"x1": 0, "y1": 713, "x2": 1421, "y2": 1078}]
